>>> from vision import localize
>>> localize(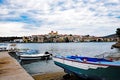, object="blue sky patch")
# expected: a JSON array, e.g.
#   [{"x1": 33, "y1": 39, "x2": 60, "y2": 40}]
[
  {"x1": 20, "y1": 15, "x2": 29, "y2": 20},
  {"x1": 58, "y1": 1, "x2": 65, "y2": 6},
  {"x1": 89, "y1": 8, "x2": 95, "y2": 11},
  {"x1": 104, "y1": 3, "x2": 118, "y2": 6},
  {"x1": 0, "y1": 0, "x2": 4, "y2": 4},
  {"x1": 107, "y1": 13, "x2": 113, "y2": 17},
  {"x1": 116, "y1": 16, "x2": 120, "y2": 19},
  {"x1": 82, "y1": 0, "x2": 88, "y2": 4}
]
